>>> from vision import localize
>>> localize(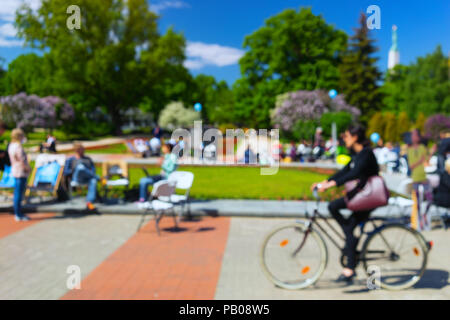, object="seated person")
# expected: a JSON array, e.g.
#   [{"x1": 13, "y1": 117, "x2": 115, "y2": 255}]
[
  {"x1": 138, "y1": 141, "x2": 178, "y2": 204},
  {"x1": 40, "y1": 134, "x2": 57, "y2": 153},
  {"x1": 64, "y1": 143, "x2": 99, "y2": 211}
]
